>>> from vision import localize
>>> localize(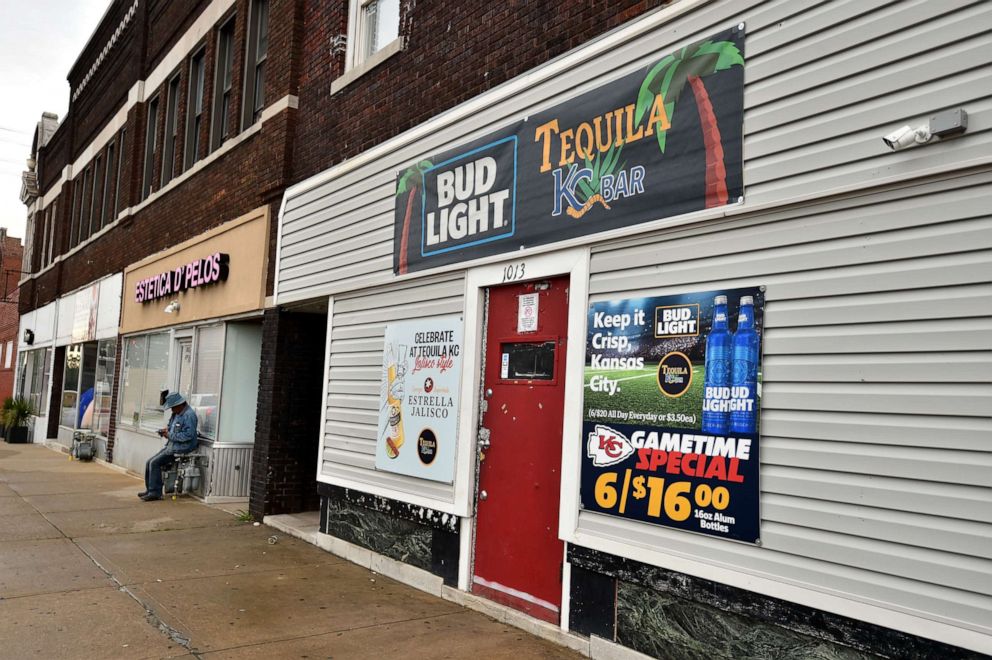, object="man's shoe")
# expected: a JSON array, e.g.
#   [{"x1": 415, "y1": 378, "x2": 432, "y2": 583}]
[
  {"x1": 140, "y1": 493, "x2": 163, "y2": 501},
  {"x1": 137, "y1": 491, "x2": 148, "y2": 498}
]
